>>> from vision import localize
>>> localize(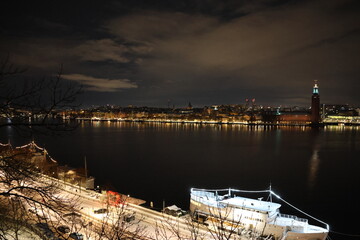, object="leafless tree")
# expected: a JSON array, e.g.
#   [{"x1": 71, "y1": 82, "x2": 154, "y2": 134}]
[
  {"x1": 154, "y1": 205, "x2": 252, "y2": 240},
  {"x1": 154, "y1": 213, "x2": 207, "y2": 240},
  {"x1": 0, "y1": 148, "x2": 80, "y2": 238},
  {"x1": 0, "y1": 56, "x2": 82, "y2": 238},
  {"x1": 187, "y1": 202, "x2": 261, "y2": 240},
  {"x1": 0, "y1": 56, "x2": 82, "y2": 136},
  {"x1": 0, "y1": 195, "x2": 28, "y2": 240},
  {"x1": 204, "y1": 204, "x2": 243, "y2": 240},
  {"x1": 83, "y1": 197, "x2": 148, "y2": 240}
]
